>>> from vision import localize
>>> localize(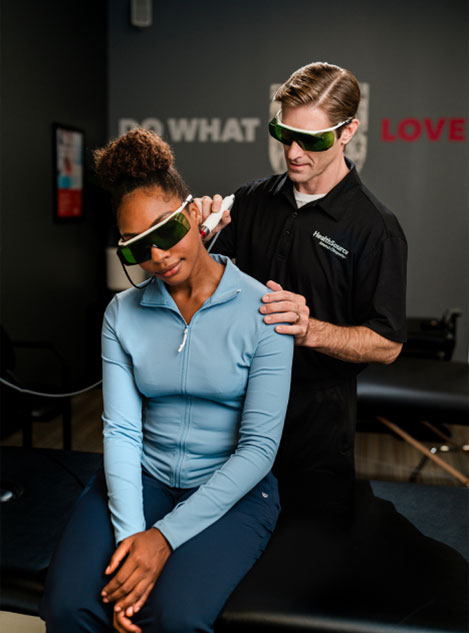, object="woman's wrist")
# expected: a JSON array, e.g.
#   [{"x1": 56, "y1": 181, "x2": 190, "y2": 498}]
[{"x1": 149, "y1": 527, "x2": 172, "y2": 556}]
